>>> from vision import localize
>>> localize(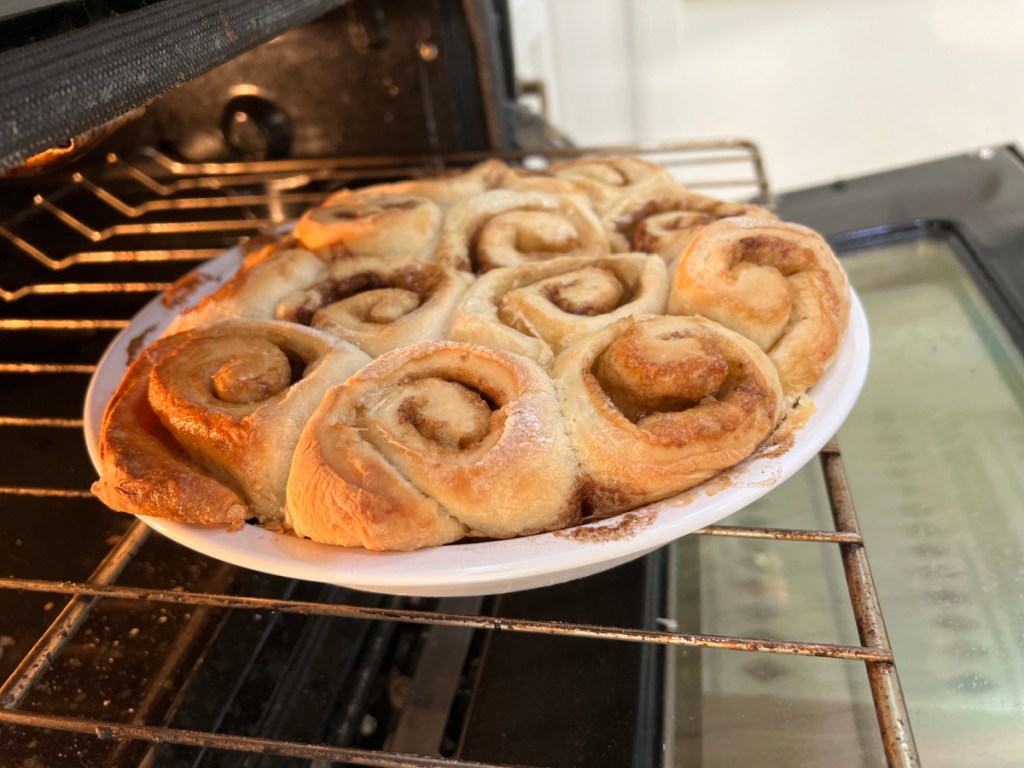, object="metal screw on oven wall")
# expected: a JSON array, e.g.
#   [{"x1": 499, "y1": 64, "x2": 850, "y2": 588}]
[{"x1": 221, "y1": 95, "x2": 293, "y2": 160}]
